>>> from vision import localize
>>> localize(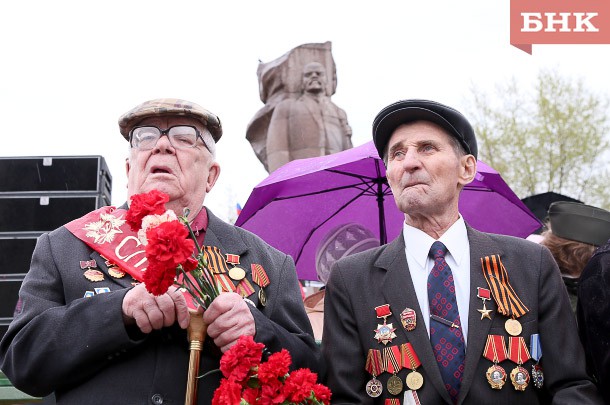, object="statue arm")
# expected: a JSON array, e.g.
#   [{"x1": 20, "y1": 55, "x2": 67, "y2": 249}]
[{"x1": 266, "y1": 101, "x2": 292, "y2": 172}]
